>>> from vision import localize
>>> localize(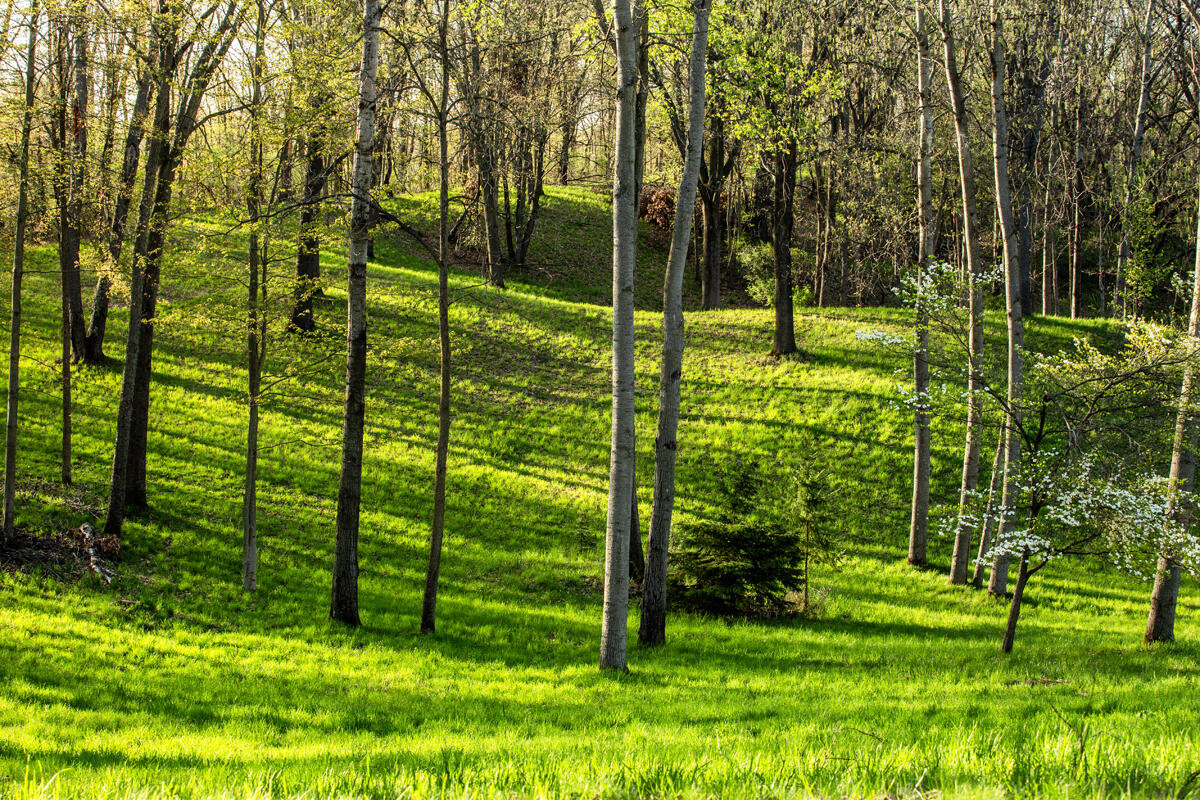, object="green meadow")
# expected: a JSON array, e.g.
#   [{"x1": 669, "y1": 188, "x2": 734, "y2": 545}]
[{"x1": 1, "y1": 188, "x2": 1197, "y2": 799}]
